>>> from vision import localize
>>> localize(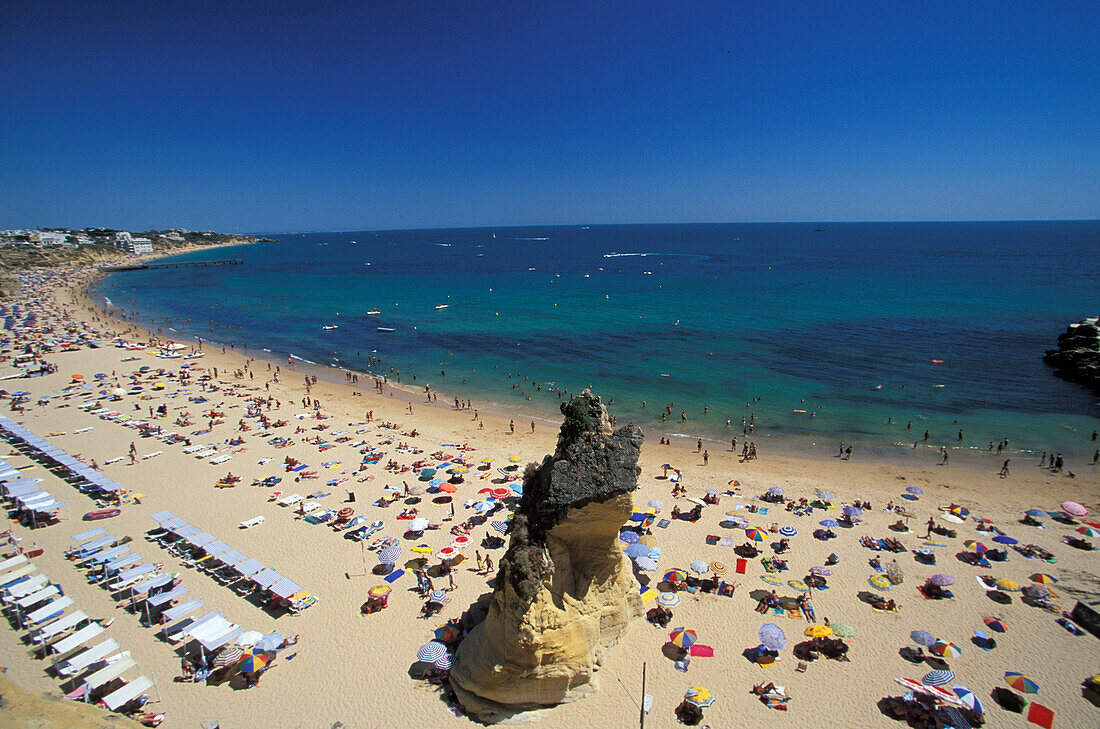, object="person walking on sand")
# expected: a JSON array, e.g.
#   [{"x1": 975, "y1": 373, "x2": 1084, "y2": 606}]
[
  {"x1": 922, "y1": 516, "x2": 935, "y2": 539},
  {"x1": 509, "y1": 420, "x2": 515, "y2": 434},
  {"x1": 476, "y1": 550, "x2": 484, "y2": 573},
  {"x1": 128, "y1": 441, "x2": 137, "y2": 465},
  {"x1": 702, "y1": 450, "x2": 709, "y2": 465},
  {"x1": 531, "y1": 420, "x2": 535, "y2": 434},
  {"x1": 484, "y1": 554, "x2": 494, "y2": 574},
  {"x1": 999, "y1": 459, "x2": 1010, "y2": 478}
]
